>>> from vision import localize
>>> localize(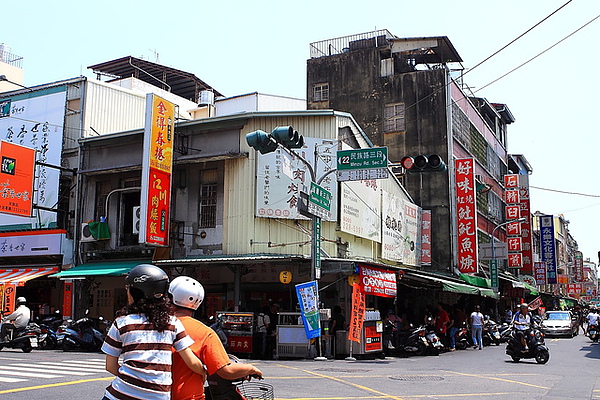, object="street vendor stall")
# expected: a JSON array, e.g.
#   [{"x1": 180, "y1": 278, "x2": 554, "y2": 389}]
[{"x1": 216, "y1": 311, "x2": 254, "y2": 355}]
